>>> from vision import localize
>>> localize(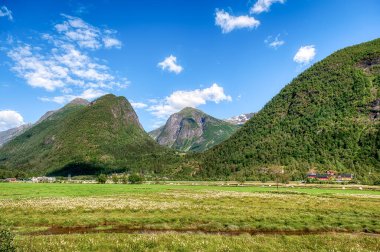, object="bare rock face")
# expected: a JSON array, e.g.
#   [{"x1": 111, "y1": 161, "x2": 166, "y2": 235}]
[
  {"x1": 110, "y1": 97, "x2": 144, "y2": 130},
  {"x1": 225, "y1": 113, "x2": 255, "y2": 125},
  {"x1": 369, "y1": 98, "x2": 380, "y2": 120},
  {"x1": 0, "y1": 124, "x2": 32, "y2": 146},
  {"x1": 150, "y1": 107, "x2": 238, "y2": 152},
  {"x1": 69, "y1": 98, "x2": 90, "y2": 106}
]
